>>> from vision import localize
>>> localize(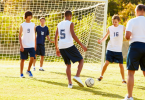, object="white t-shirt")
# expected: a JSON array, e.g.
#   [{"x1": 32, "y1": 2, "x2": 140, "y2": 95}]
[
  {"x1": 126, "y1": 16, "x2": 145, "y2": 44},
  {"x1": 21, "y1": 22, "x2": 35, "y2": 48},
  {"x1": 58, "y1": 20, "x2": 74, "y2": 49},
  {"x1": 107, "y1": 25, "x2": 124, "y2": 52}
]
